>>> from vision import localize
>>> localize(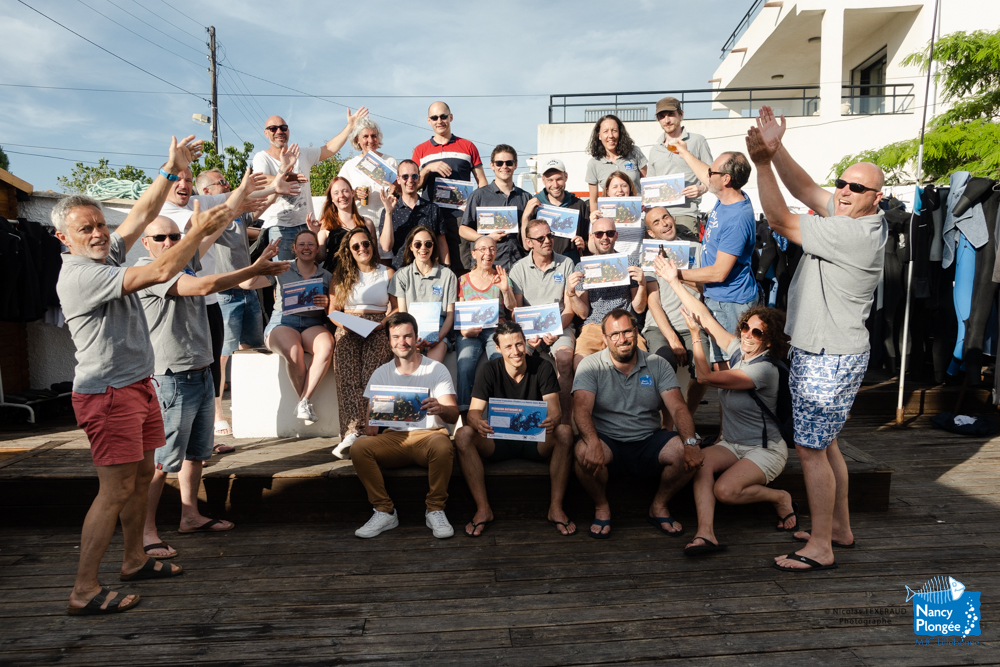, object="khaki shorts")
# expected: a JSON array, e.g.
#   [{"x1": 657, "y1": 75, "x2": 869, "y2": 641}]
[
  {"x1": 575, "y1": 323, "x2": 647, "y2": 358},
  {"x1": 715, "y1": 438, "x2": 788, "y2": 484}
]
